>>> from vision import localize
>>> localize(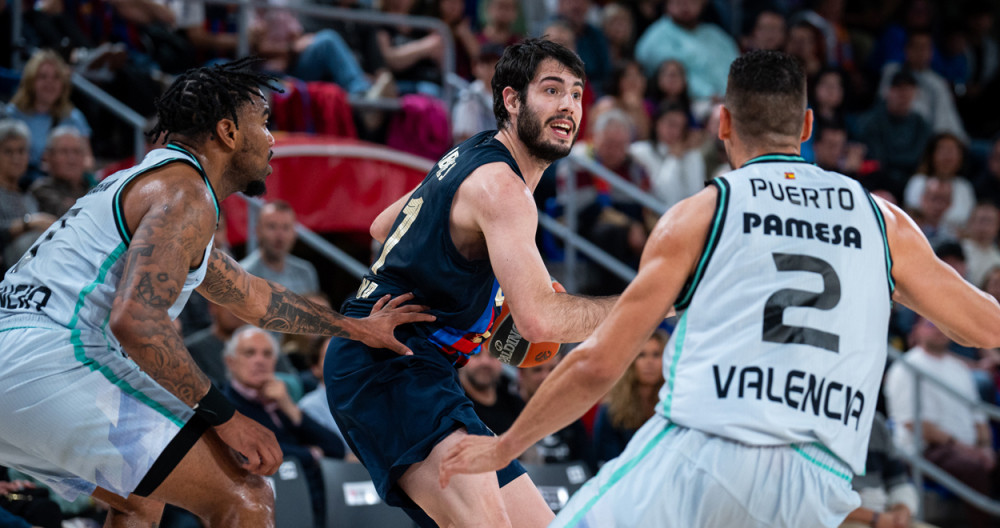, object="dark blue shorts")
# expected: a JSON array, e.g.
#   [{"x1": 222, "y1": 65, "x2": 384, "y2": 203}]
[{"x1": 324, "y1": 333, "x2": 526, "y2": 515}]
